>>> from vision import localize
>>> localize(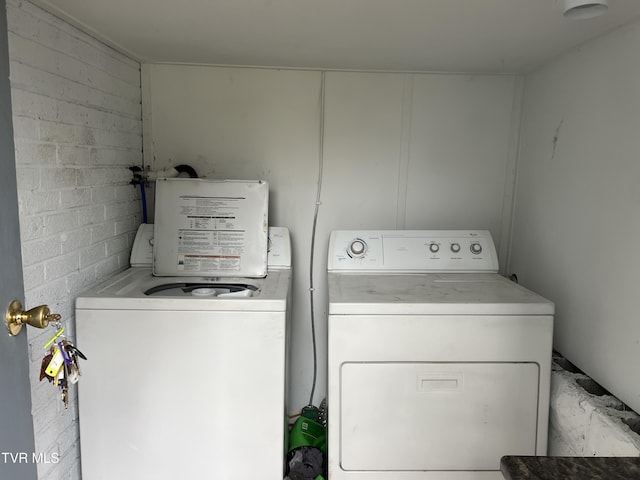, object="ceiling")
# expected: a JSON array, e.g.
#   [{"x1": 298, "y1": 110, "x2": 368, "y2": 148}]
[{"x1": 29, "y1": 0, "x2": 640, "y2": 73}]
